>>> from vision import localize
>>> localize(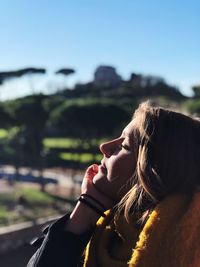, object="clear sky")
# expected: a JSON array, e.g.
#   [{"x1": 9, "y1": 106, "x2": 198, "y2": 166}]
[{"x1": 0, "y1": 0, "x2": 200, "y2": 100}]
